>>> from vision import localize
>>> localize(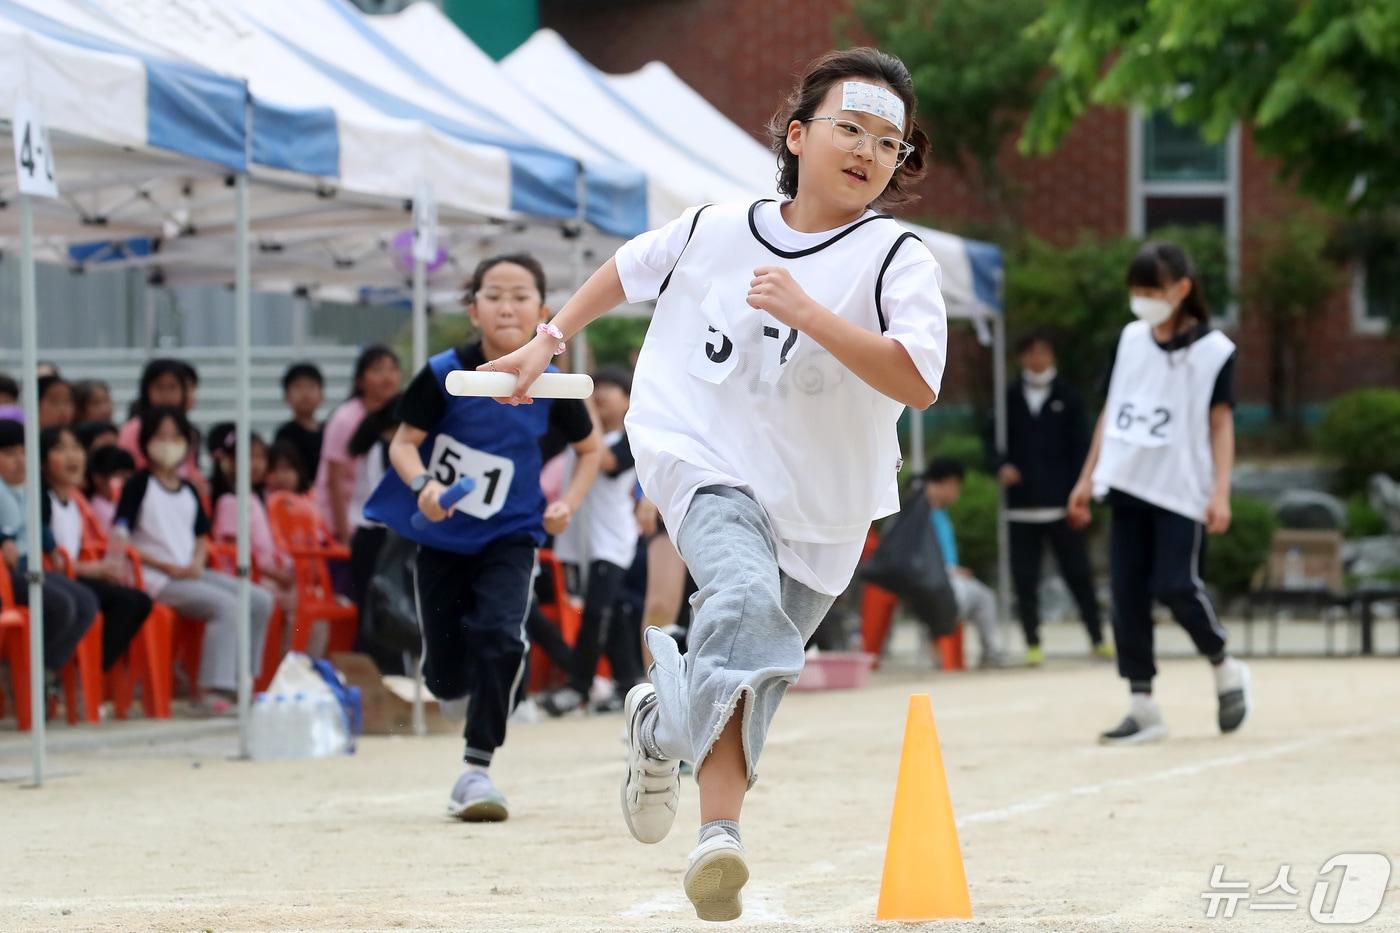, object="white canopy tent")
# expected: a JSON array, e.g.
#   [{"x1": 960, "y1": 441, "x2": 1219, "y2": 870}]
[
  {"x1": 0, "y1": 0, "x2": 285, "y2": 785},
  {"x1": 0, "y1": 0, "x2": 654, "y2": 776}
]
